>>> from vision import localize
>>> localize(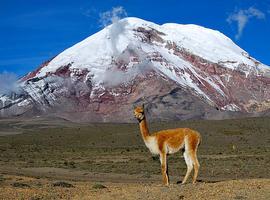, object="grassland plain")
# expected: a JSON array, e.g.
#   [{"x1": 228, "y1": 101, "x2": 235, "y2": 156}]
[{"x1": 0, "y1": 117, "x2": 269, "y2": 199}]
